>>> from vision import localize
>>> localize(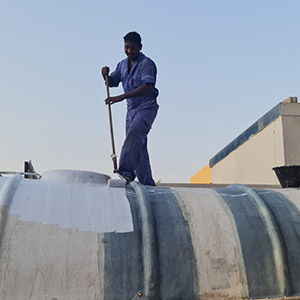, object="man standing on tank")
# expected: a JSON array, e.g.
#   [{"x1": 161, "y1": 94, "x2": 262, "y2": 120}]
[{"x1": 102, "y1": 32, "x2": 159, "y2": 186}]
